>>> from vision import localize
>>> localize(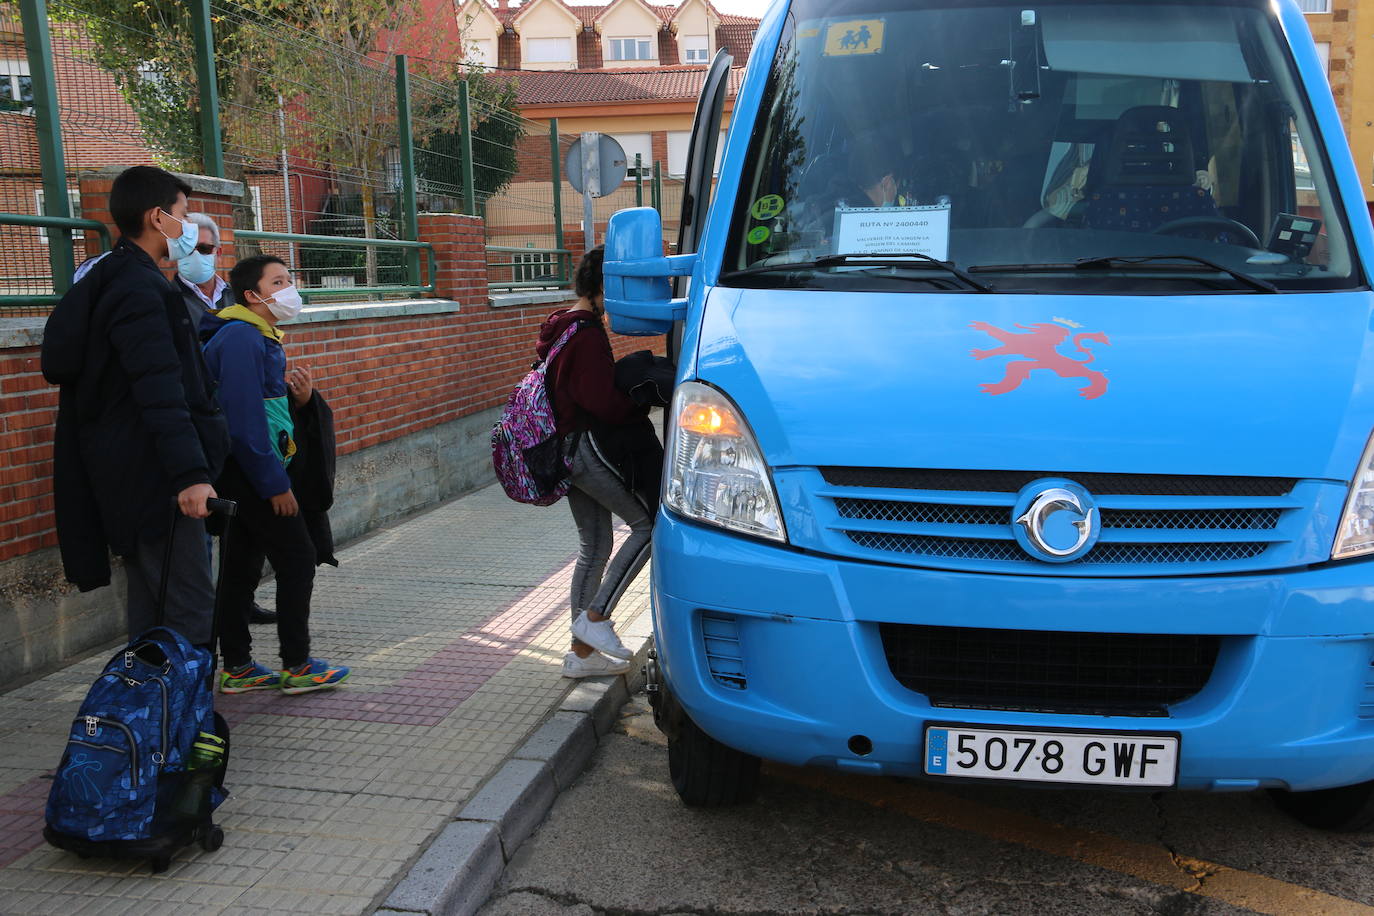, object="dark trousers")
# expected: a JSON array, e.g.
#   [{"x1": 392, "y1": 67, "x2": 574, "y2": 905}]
[
  {"x1": 216, "y1": 461, "x2": 316, "y2": 670},
  {"x1": 125, "y1": 515, "x2": 215, "y2": 645}
]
